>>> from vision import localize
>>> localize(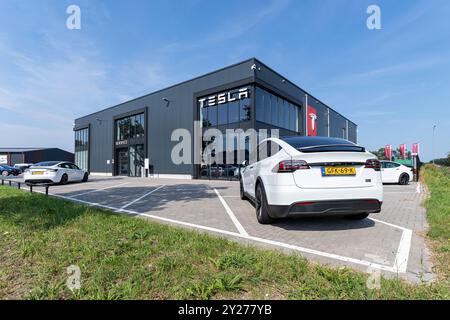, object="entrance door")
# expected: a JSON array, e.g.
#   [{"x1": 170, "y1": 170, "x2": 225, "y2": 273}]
[
  {"x1": 117, "y1": 149, "x2": 129, "y2": 176},
  {"x1": 129, "y1": 144, "x2": 145, "y2": 177}
]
